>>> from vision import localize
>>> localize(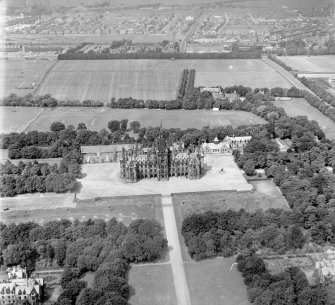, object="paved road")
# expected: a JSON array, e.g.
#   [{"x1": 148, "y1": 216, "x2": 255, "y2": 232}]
[
  {"x1": 180, "y1": 11, "x2": 203, "y2": 53},
  {"x1": 262, "y1": 56, "x2": 314, "y2": 95},
  {"x1": 161, "y1": 194, "x2": 191, "y2": 305}
]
